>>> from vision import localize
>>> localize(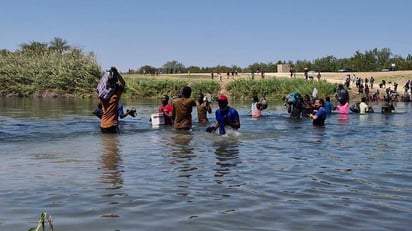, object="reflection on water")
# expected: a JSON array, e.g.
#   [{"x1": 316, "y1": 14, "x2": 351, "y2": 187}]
[
  {"x1": 1, "y1": 98, "x2": 412, "y2": 230},
  {"x1": 336, "y1": 113, "x2": 349, "y2": 125},
  {"x1": 213, "y1": 138, "x2": 240, "y2": 183},
  {"x1": 168, "y1": 132, "x2": 196, "y2": 178},
  {"x1": 99, "y1": 134, "x2": 123, "y2": 194},
  {"x1": 171, "y1": 132, "x2": 193, "y2": 147}
]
